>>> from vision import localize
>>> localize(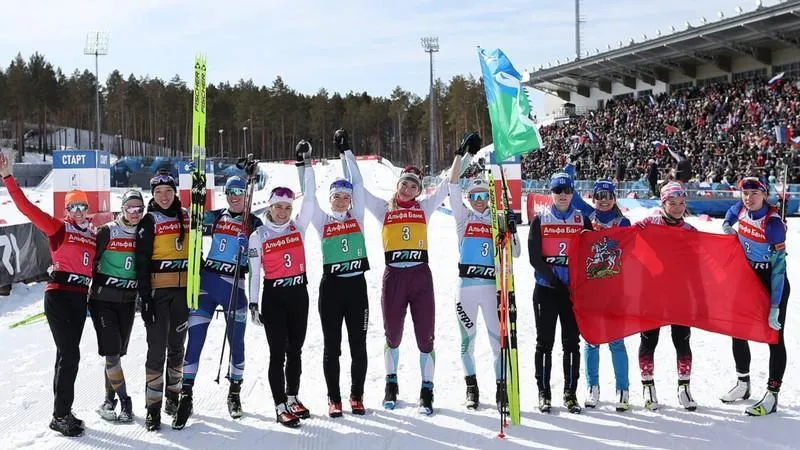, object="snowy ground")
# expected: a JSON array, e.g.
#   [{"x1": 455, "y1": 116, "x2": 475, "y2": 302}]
[{"x1": 0, "y1": 159, "x2": 798, "y2": 449}]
